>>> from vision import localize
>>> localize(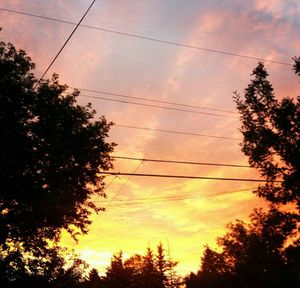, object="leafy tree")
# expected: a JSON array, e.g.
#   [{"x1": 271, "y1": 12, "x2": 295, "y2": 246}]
[
  {"x1": 219, "y1": 208, "x2": 298, "y2": 286},
  {"x1": 0, "y1": 38, "x2": 115, "y2": 287},
  {"x1": 124, "y1": 253, "x2": 144, "y2": 272},
  {"x1": 104, "y1": 251, "x2": 133, "y2": 288},
  {"x1": 0, "y1": 245, "x2": 88, "y2": 288},
  {"x1": 234, "y1": 58, "x2": 300, "y2": 211},
  {"x1": 0, "y1": 40, "x2": 115, "y2": 250},
  {"x1": 121, "y1": 247, "x2": 161, "y2": 288},
  {"x1": 103, "y1": 245, "x2": 180, "y2": 288},
  {"x1": 84, "y1": 268, "x2": 105, "y2": 288},
  {"x1": 185, "y1": 270, "x2": 233, "y2": 288},
  {"x1": 233, "y1": 58, "x2": 300, "y2": 285},
  {"x1": 124, "y1": 253, "x2": 144, "y2": 288},
  {"x1": 186, "y1": 59, "x2": 300, "y2": 288},
  {"x1": 134, "y1": 247, "x2": 170, "y2": 288},
  {"x1": 200, "y1": 246, "x2": 230, "y2": 275},
  {"x1": 186, "y1": 208, "x2": 299, "y2": 288}
]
